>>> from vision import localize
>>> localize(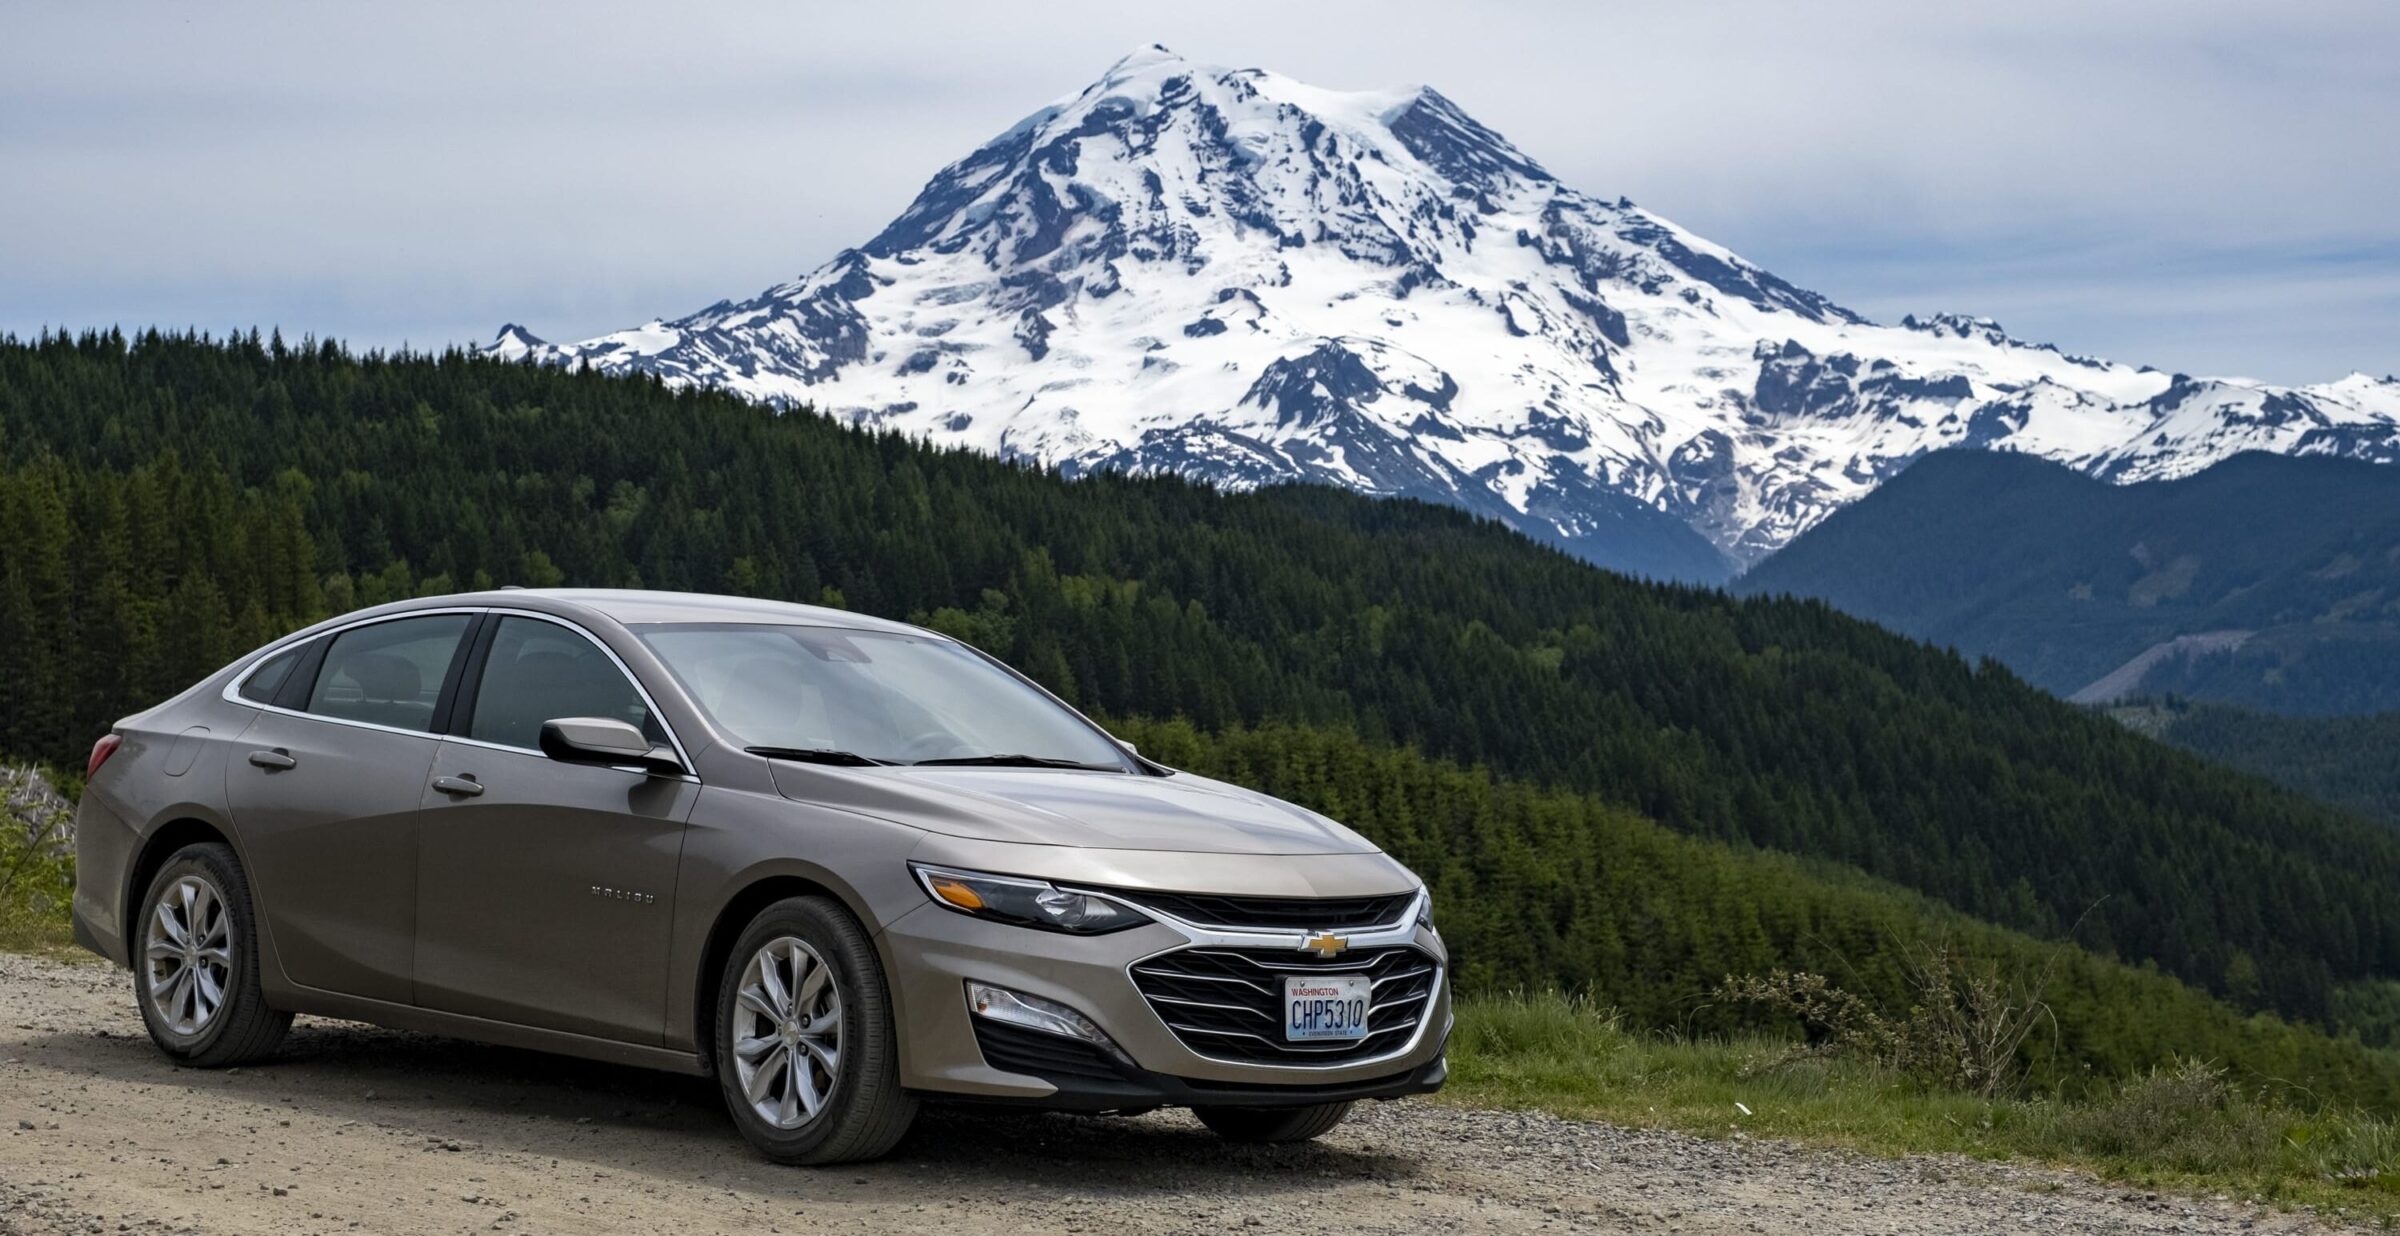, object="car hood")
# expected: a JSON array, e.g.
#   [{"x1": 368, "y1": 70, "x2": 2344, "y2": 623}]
[{"x1": 766, "y1": 764, "x2": 1379, "y2": 855}]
